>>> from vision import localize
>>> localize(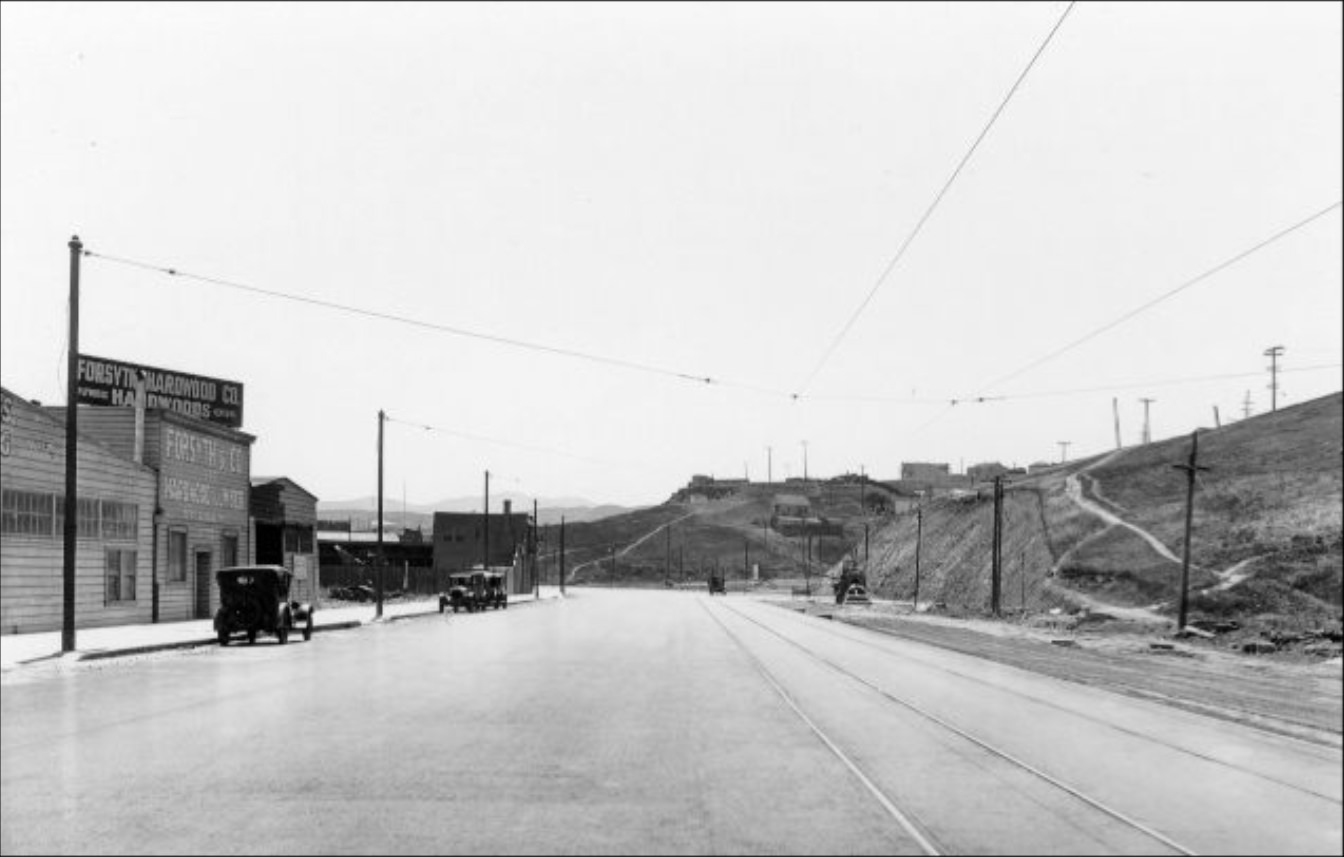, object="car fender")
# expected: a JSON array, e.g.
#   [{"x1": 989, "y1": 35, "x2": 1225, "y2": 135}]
[
  {"x1": 290, "y1": 601, "x2": 313, "y2": 623},
  {"x1": 277, "y1": 603, "x2": 292, "y2": 628}
]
